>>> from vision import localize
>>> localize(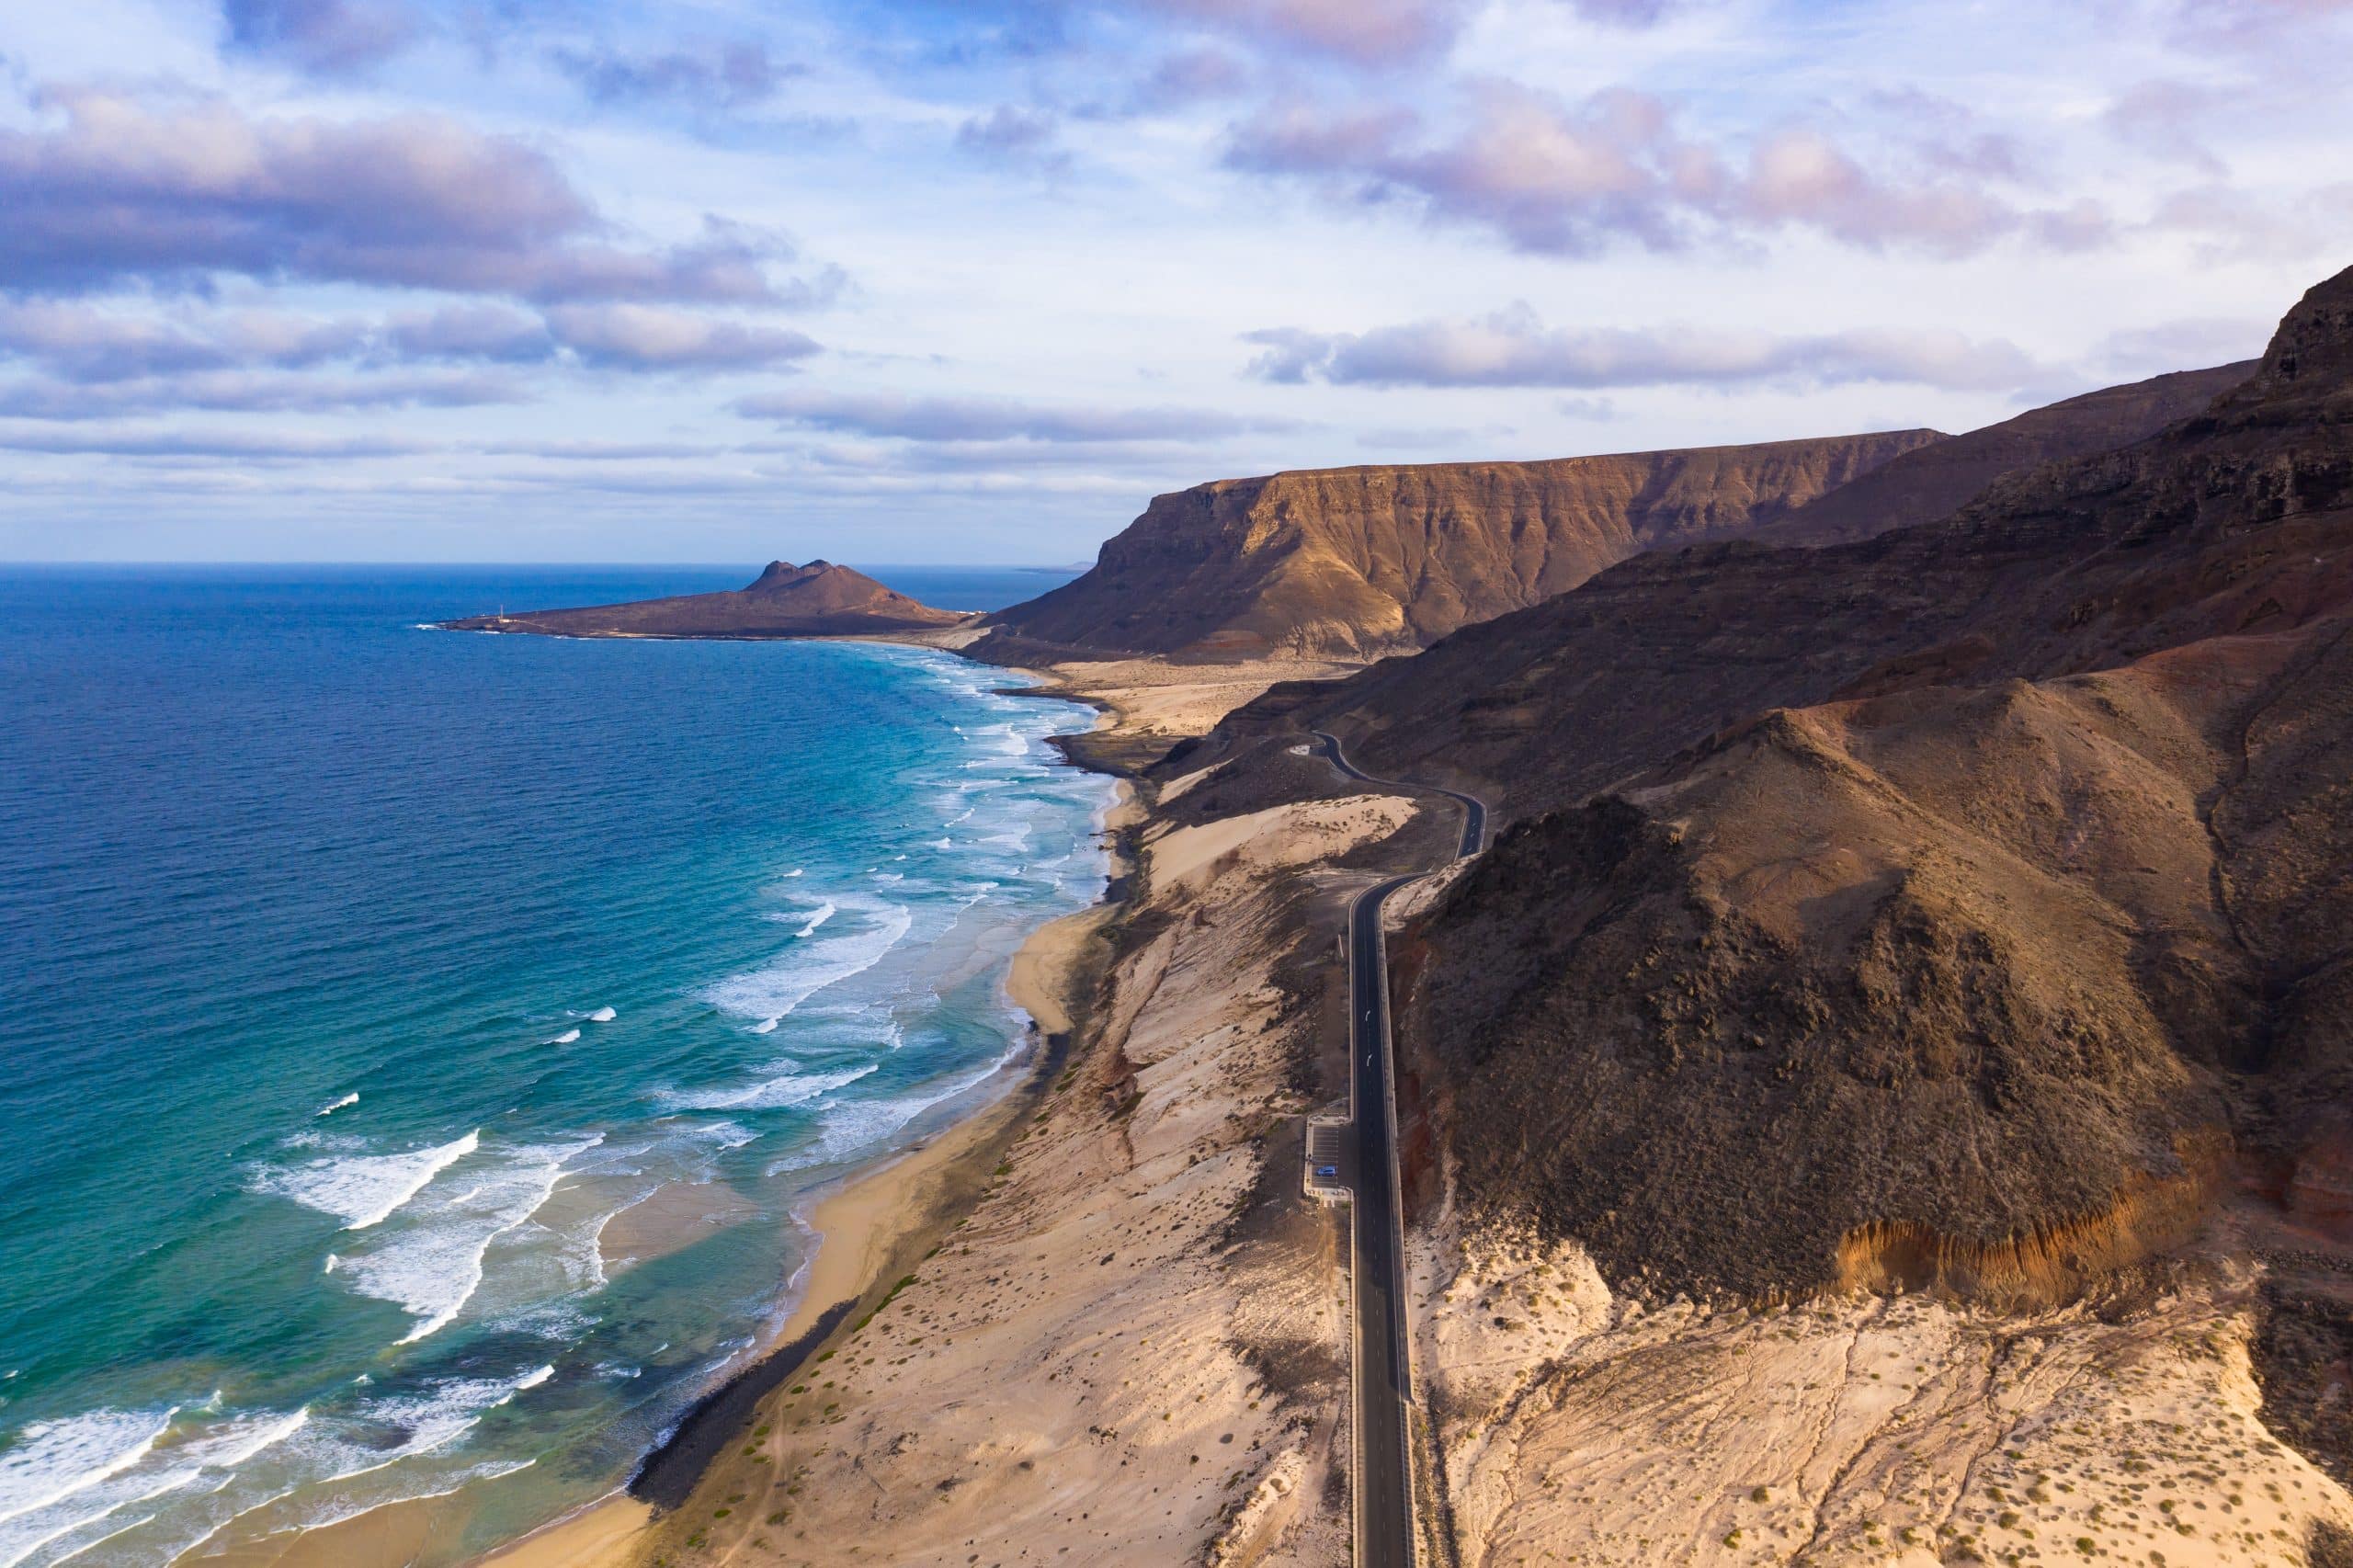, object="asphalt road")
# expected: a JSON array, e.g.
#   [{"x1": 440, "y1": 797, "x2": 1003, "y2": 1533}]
[
  {"x1": 1312, "y1": 732, "x2": 1486, "y2": 1568},
  {"x1": 1310, "y1": 733, "x2": 1485, "y2": 858}
]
